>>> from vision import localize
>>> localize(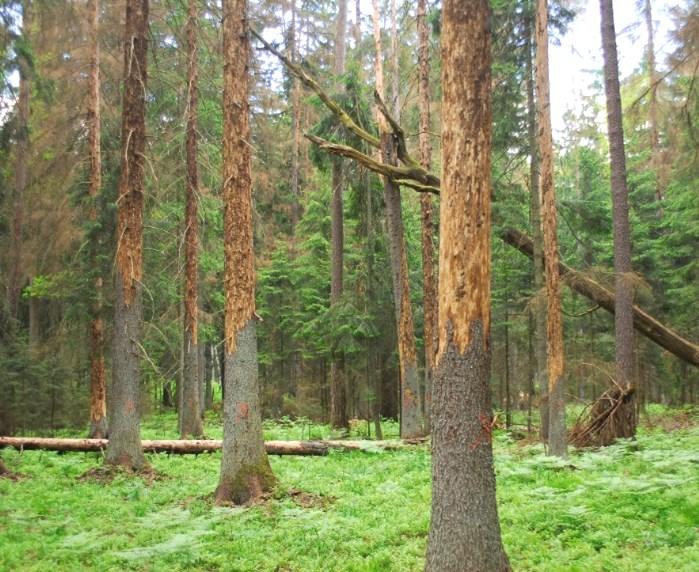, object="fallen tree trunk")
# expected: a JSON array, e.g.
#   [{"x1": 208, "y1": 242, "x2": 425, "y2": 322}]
[
  {"x1": 0, "y1": 437, "x2": 427, "y2": 456},
  {"x1": 502, "y1": 228, "x2": 699, "y2": 367}
]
